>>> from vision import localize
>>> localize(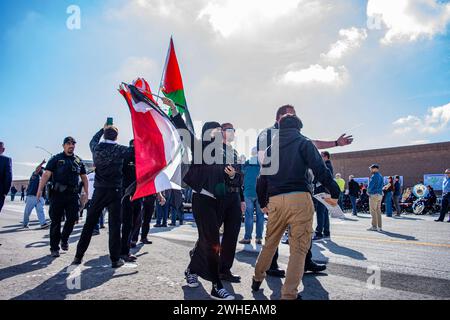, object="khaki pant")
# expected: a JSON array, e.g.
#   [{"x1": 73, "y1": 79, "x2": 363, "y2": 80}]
[
  {"x1": 253, "y1": 192, "x2": 314, "y2": 300},
  {"x1": 369, "y1": 194, "x2": 383, "y2": 228}
]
